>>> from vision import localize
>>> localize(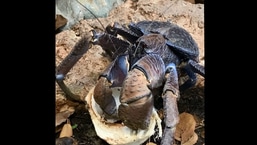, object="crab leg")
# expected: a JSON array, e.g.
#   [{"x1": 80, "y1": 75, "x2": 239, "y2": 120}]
[
  {"x1": 188, "y1": 59, "x2": 205, "y2": 77},
  {"x1": 179, "y1": 60, "x2": 204, "y2": 91},
  {"x1": 91, "y1": 30, "x2": 130, "y2": 59},
  {"x1": 161, "y1": 63, "x2": 180, "y2": 145},
  {"x1": 179, "y1": 63, "x2": 197, "y2": 92},
  {"x1": 106, "y1": 22, "x2": 142, "y2": 43},
  {"x1": 56, "y1": 35, "x2": 90, "y2": 102}
]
